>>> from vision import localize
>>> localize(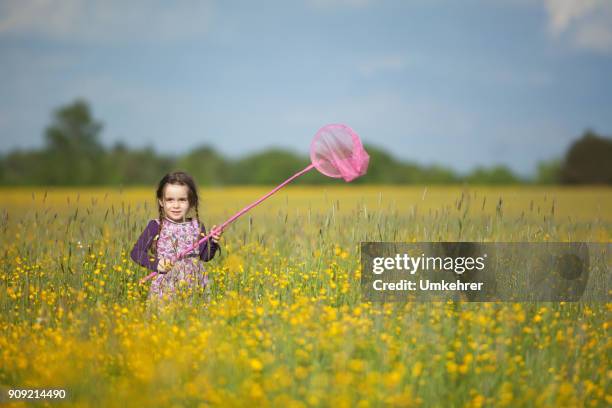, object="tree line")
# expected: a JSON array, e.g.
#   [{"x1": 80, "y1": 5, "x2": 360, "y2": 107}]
[{"x1": 1, "y1": 100, "x2": 610, "y2": 186}]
